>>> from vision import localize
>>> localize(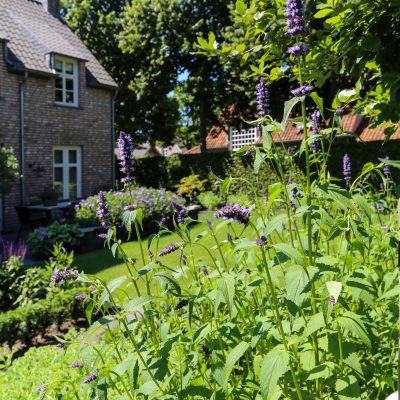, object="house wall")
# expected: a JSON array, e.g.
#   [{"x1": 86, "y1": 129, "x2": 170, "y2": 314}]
[{"x1": 0, "y1": 44, "x2": 114, "y2": 232}]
